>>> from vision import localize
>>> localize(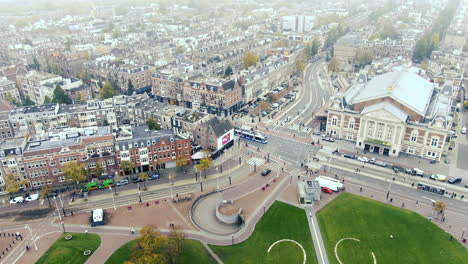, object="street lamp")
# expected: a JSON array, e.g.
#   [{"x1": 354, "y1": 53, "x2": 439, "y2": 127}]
[
  {"x1": 137, "y1": 182, "x2": 142, "y2": 203},
  {"x1": 25, "y1": 224, "x2": 37, "y2": 250},
  {"x1": 216, "y1": 167, "x2": 220, "y2": 190},
  {"x1": 61, "y1": 221, "x2": 65, "y2": 233},
  {"x1": 53, "y1": 196, "x2": 62, "y2": 221},
  {"x1": 109, "y1": 186, "x2": 116, "y2": 210}
]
